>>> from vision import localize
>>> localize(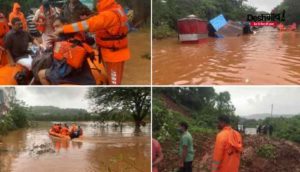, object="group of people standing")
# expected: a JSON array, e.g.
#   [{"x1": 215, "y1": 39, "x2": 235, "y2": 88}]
[
  {"x1": 152, "y1": 115, "x2": 243, "y2": 172},
  {"x1": 257, "y1": 124, "x2": 273, "y2": 136},
  {"x1": 0, "y1": 0, "x2": 130, "y2": 85}
]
